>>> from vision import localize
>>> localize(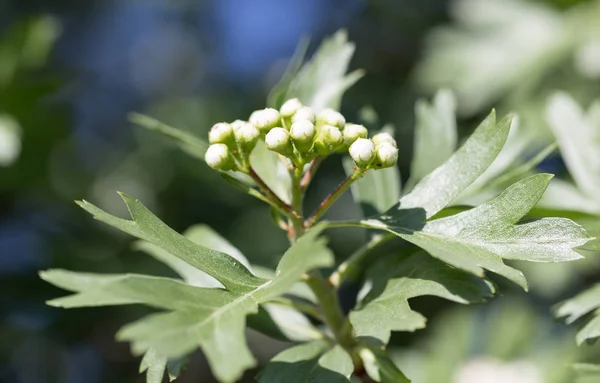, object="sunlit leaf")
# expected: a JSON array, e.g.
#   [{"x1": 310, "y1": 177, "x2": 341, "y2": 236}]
[
  {"x1": 407, "y1": 89, "x2": 457, "y2": 190},
  {"x1": 279, "y1": 30, "x2": 364, "y2": 111},
  {"x1": 42, "y1": 195, "x2": 333, "y2": 382},
  {"x1": 346, "y1": 174, "x2": 589, "y2": 290},
  {"x1": 399, "y1": 110, "x2": 511, "y2": 218}
]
